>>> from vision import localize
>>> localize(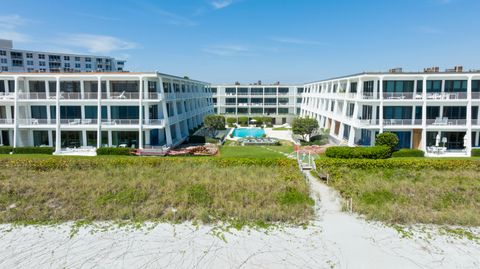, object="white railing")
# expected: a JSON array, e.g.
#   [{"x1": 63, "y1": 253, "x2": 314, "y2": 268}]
[
  {"x1": 472, "y1": 92, "x2": 480, "y2": 99},
  {"x1": 426, "y1": 92, "x2": 467, "y2": 100},
  {"x1": 383, "y1": 92, "x2": 415, "y2": 100},
  {"x1": 60, "y1": 119, "x2": 98, "y2": 125},
  {"x1": 144, "y1": 119, "x2": 165, "y2": 125},
  {"x1": 18, "y1": 119, "x2": 56, "y2": 125},
  {"x1": 357, "y1": 119, "x2": 379, "y2": 126},
  {"x1": 426, "y1": 118, "x2": 467, "y2": 126},
  {"x1": 101, "y1": 119, "x2": 140, "y2": 125},
  {"x1": 383, "y1": 119, "x2": 422, "y2": 125},
  {"x1": 0, "y1": 119, "x2": 14, "y2": 124}
]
